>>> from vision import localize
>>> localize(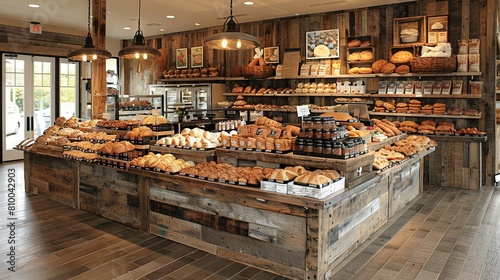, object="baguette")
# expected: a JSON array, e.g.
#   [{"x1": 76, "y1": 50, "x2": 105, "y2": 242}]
[
  {"x1": 374, "y1": 119, "x2": 401, "y2": 136},
  {"x1": 248, "y1": 58, "x2": 259, "y2": 66}
]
